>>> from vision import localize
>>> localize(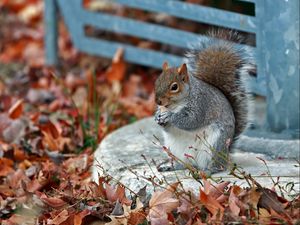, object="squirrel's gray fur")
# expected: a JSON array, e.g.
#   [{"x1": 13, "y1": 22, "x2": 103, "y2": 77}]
[
  {"x1": 154, "y1": 30, "x2": 253, "y2": 173},
  {"x1": 186, "y1": 30, "x2": 253, "y2": 137}
]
